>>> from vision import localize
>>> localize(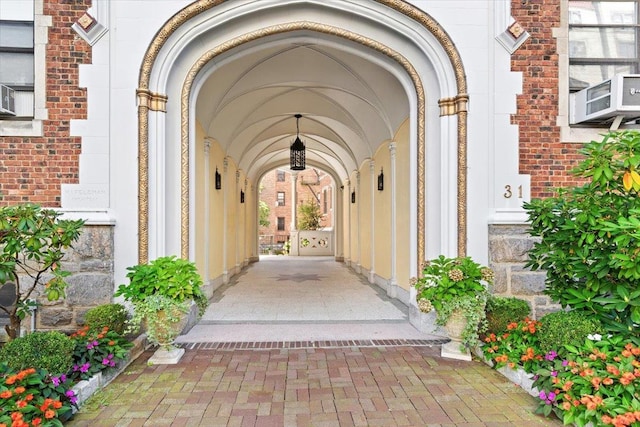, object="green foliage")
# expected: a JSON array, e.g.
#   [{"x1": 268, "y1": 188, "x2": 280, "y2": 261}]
[
  {"x1": 537, "y1": 310, "x2": 602, "y2": 355},
  {"x1": 413, "y1": 256, "x2": 494, "y2": 349},
  {"x1": 115, "y1": 255, "x2": 208, "y2": 314},
  {"x1": 69, "y1": 325, "x2": 133, "y2": 381},
  {"x1": 524, "y1": 130, "x2": 640, "y2": 337},
  {"x1": 0, "y1": 365, "x2": 76, "y2": 426},
  {"x1": 297, "y1": 200, "x2": 323, "y2": 230},
  {"x1": 126, "y1": 294, "x2": 189, "y2": 350},
  {"x1": 485, "y1": 296, "x2": 531, "y2": 334},
  {"x1": 0, "y1": 331, "x2": 75, "y2": 376},
  {"x1": 259, "y1": 200, "x2": 270, "y2": 228},
  {"x1": 532, "y1": 335, "x2": 640, "y2": 426},
  {"x1": 84, "y1": 303, "x2": 128, "y2": 335},
  {"x1": 0, "y1": 204, "x2": 85, "y2": 339},
  {"x1": 481, "y1": 317, "x2": 545, "y2": 373}
]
